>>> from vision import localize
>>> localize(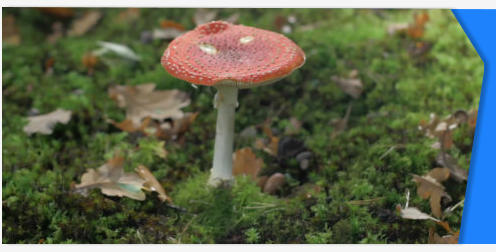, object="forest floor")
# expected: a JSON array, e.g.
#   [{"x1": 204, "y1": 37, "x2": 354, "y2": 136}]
[{"x1": 2, "y1": 8, "x2": 483, "y2": 243}]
